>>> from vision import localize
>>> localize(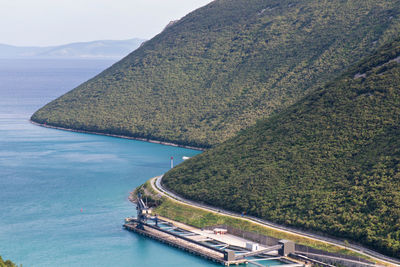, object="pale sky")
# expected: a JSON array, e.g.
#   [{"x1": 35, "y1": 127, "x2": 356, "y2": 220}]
[{"x1": 0, "y1": 0, "x2": 213, "y2": 46}]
